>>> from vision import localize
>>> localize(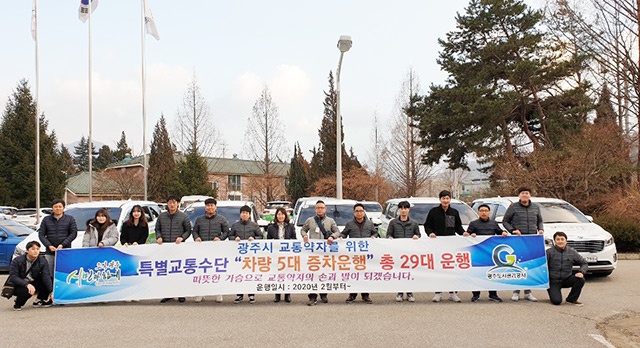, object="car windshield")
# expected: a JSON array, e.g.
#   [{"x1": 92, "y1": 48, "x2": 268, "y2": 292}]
[
  {"x1": 15, "y1": 209, "x2": 36, "y2": 216},
  {"x1": 538, "y1": 202, "x2": 590, "y2": 223},
  {"x1": 65, "y1": 207, "x2": 123, "y2": 228},
  {"x1": 185, "y1": 206, "x2": 244, "y2": 226},
  {"x1": 296, "y1": 204, "x2": 355, "y2": 227},
  {"x1": 408, "y1": 203, "x2": 477, "y2": 225},
  {"x1": 362, "y1": 203, "x2": 382, "y2": 212},
  {"x1": 0, "y1": 221, "x2": 34, "y2": 236}
]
